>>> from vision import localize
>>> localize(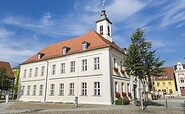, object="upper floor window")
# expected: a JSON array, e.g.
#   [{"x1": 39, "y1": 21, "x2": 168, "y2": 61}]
[
  {"x1": 114, "y1": 58, "x2": 117, "y2": 68},
  {"x1": 23, "y1": 69, "x2": 27, "y2": 78},
  {"x1": 35, "y1": 67, "x2": 38, "y2": 77},
  {"x1": 41, "y1": 66, "x2": 45, "y2": 76},
  {"x1": 29, "y1": 68, "x2": 32, "y2": 77},
  {"x1": 115, "y1": 82, "x2": 118, "y2": 92},
  {"x1": 69, "y1": 83, "x2": 74, "y2": 95},
  {"x1": 162, "y1": 82, "x2": 165, "y2": 86},
  {"x1": 120, "y1": 61, "x2": 123, "y2": 70},
  {"x1": 107, "y1": 26, "x2": 110, "y2": 36},
  {"x1": 61, "y1": 63, "x2": 65, "y2": 74},
  {"x1": 94, "y1": 57, "x2": 100, "y2": 70},
  {"x1": 94, "y1": 82, "x2": 100, "y2": 96},
  {"x1": 100, "y1": 25, "x2": 103, "y2": 35},
  {"x1": 52, "y1": 64, "x2": 56, "y2": 75},
  {"x1": 70, "y1": 61, "x2": 75, "y2": 72},
  {"x1": 81, "y1": 82, "x2": 87, "y2": 96},
  {"x1": 50, "y1": 84, "x2": 55, "y2": 96},
  {"x1": 82, "y1": 59, "x2": 87, "y2": 71},
  {"x1": 62, "y1": 46, "x2": 69, "y2": 54},
  {"x1": 168, "y1": 82, "x2": 172, "y2": 85},
  {"x1": 180, "y1": 77, "x2": 184, "y2": 83},
  {"x1": 157, "y1": 82, "x2": 160, "y2": 86}
]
